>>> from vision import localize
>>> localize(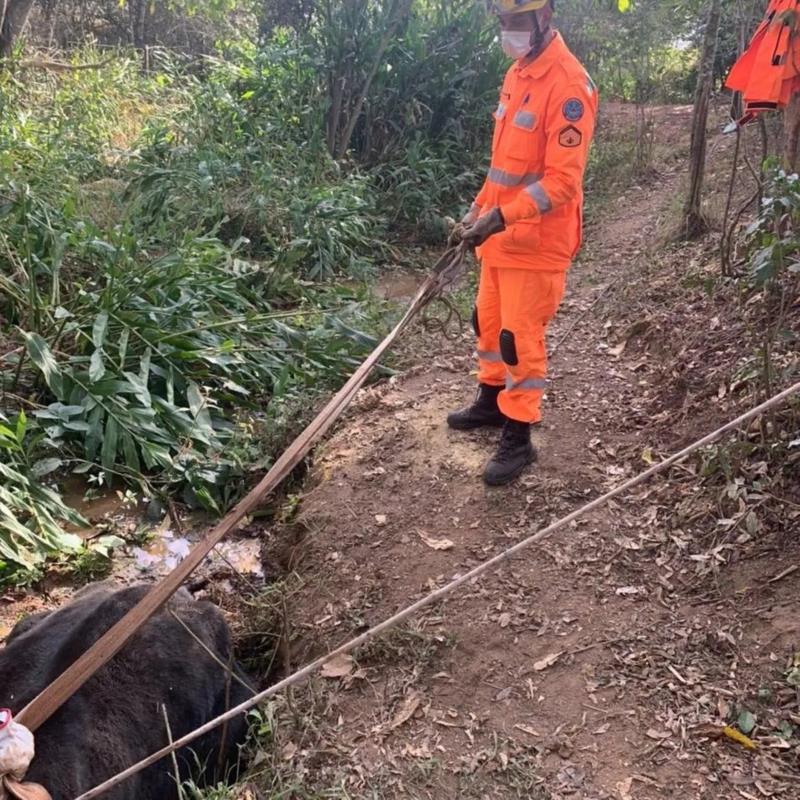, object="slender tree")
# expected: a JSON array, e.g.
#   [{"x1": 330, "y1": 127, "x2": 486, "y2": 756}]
[
  {"x1": 786, "y1": 94, "x2": 800, "y2": 172},
  {"x1": 683, "y1": 0, "x2": 722, "y2": 238}
]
